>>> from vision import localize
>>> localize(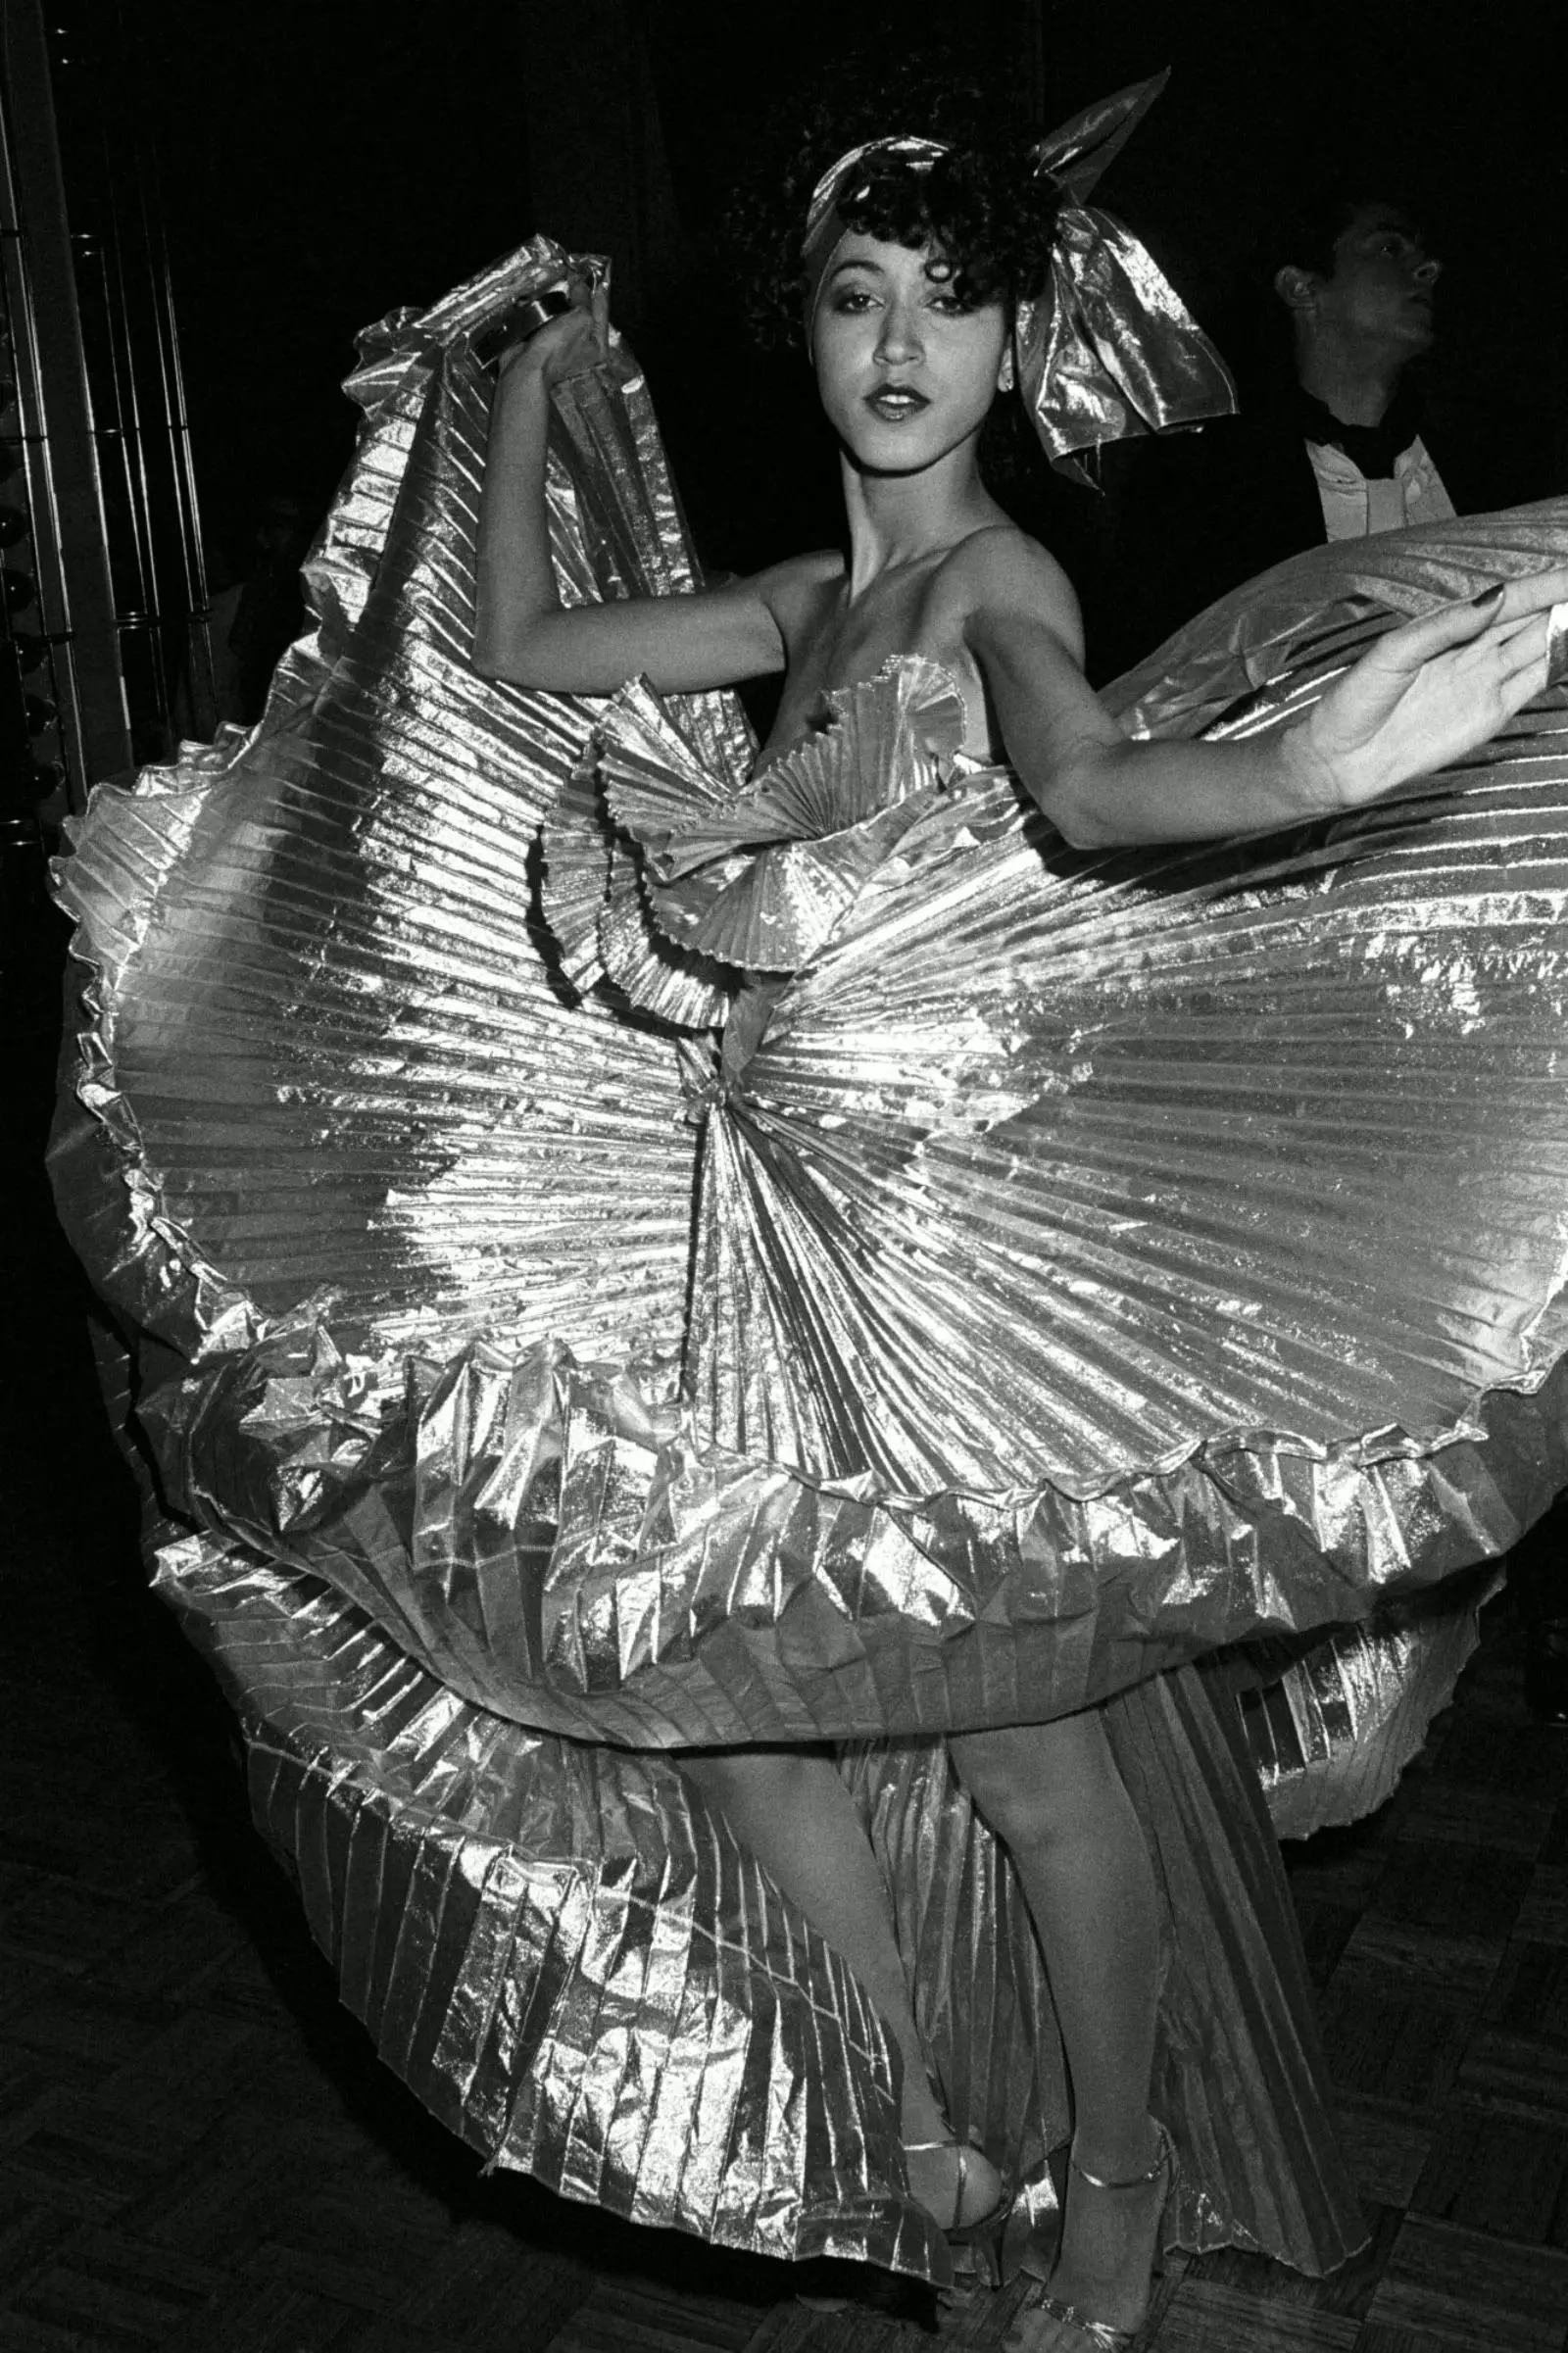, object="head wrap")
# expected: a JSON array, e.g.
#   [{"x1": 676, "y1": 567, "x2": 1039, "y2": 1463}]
[
  {"x1": 800, "y1": 73, "x2": 1236, "y2": 486},
  {"x1": 801, "y1": 133, "x2": 951, "y2": 338}
]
